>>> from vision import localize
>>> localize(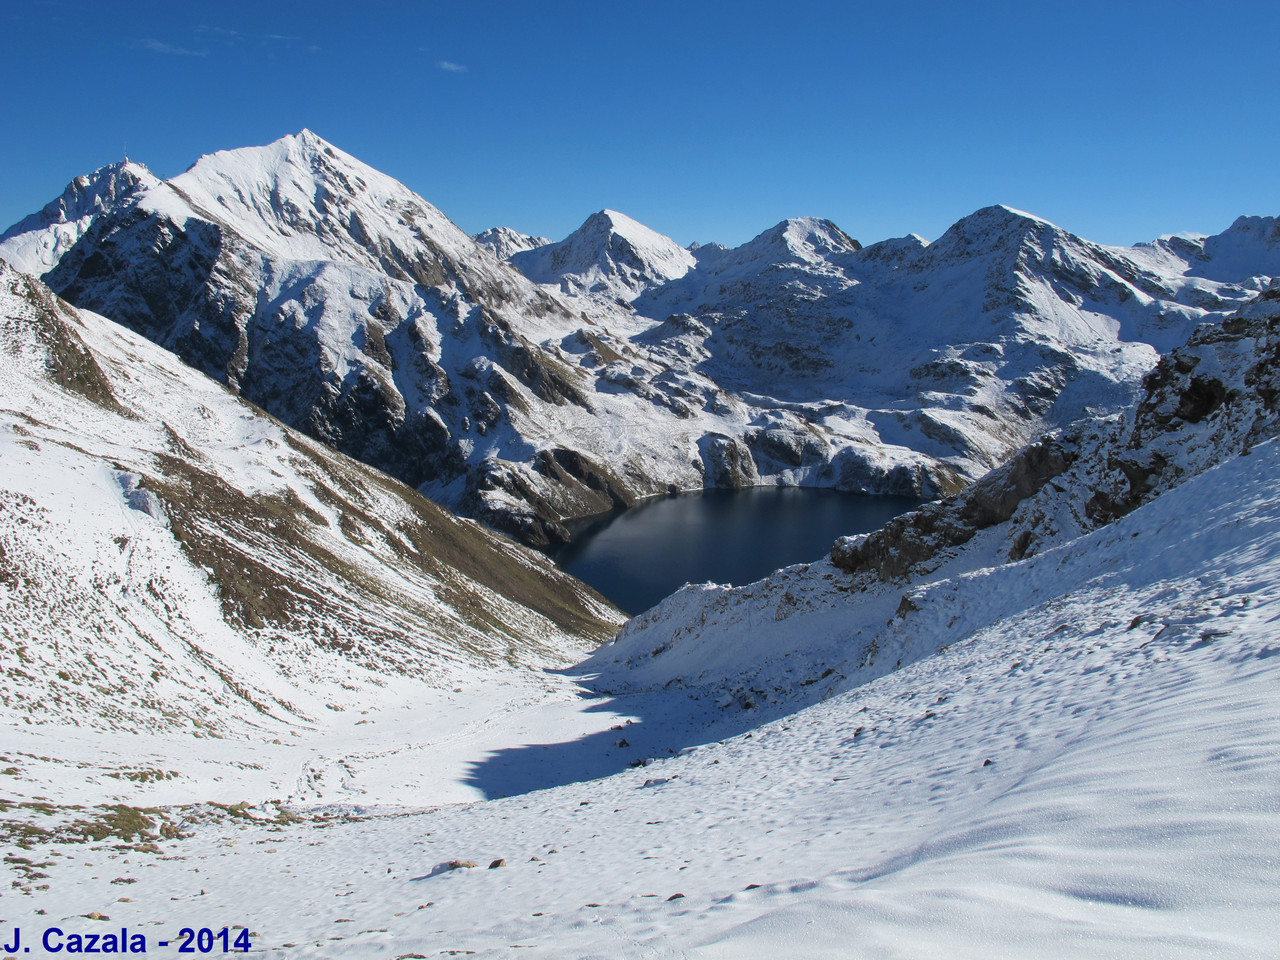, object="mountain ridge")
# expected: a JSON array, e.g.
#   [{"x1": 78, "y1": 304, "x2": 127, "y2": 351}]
[{"x1": 3, "y1": 131, "x2": 1277, "y2": 546}]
